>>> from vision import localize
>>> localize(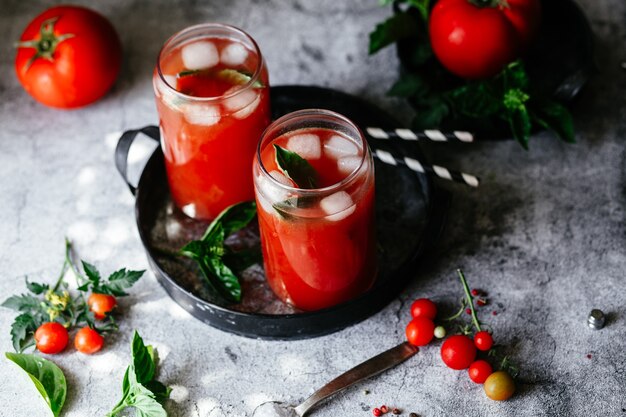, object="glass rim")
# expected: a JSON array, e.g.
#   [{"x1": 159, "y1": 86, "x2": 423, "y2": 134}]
[
  {"x1": 156, "y1": 23, "x2": 265, "y2": 103},
  {"x1": 256, "y1": 109, "x2": 369, "y2": 195}
]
